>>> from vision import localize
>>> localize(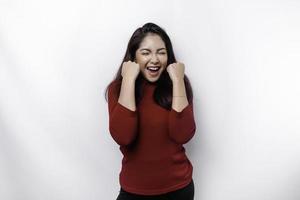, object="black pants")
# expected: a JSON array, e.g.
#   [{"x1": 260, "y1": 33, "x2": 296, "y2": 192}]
[{"x1": 116, "y1": 179, "x2": 194, "y2": 200}]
